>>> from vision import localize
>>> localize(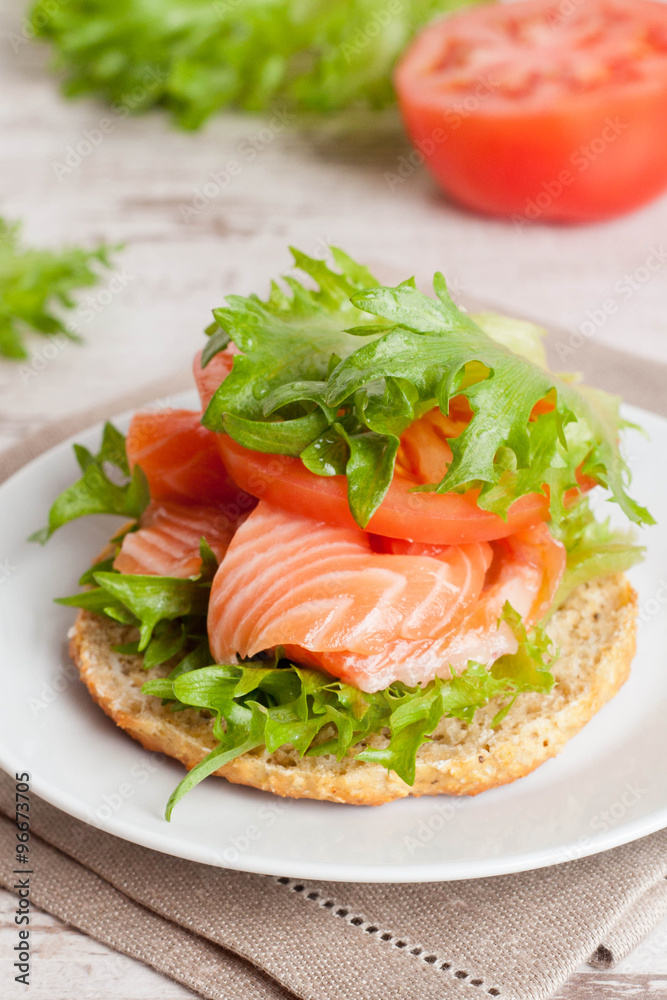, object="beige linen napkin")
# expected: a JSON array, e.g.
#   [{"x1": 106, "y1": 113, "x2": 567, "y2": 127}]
[{"x1": 1, "y1": 329, "x2": 666, "y2": 1000}]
